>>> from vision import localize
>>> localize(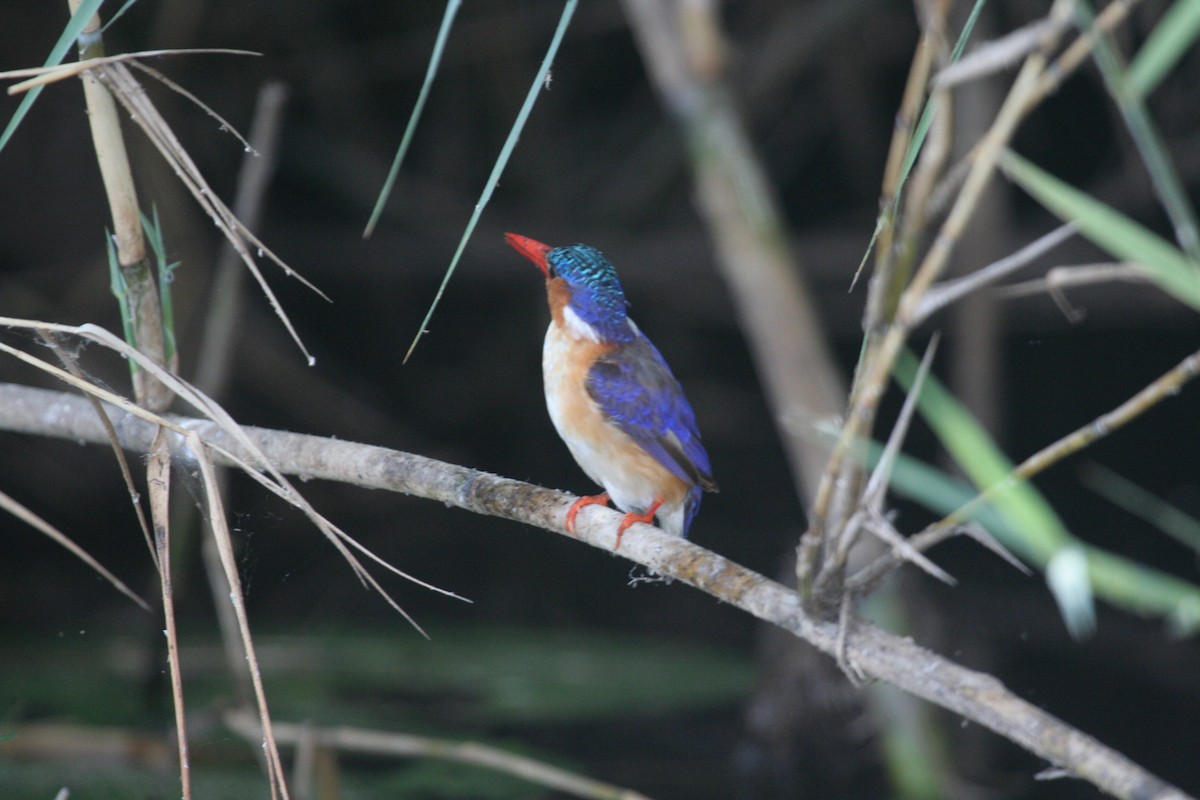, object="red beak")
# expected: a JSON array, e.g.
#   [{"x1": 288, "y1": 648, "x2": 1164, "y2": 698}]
[{"x1": 504, "y1": 232, "x2": 553, "y2": 278}]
